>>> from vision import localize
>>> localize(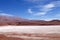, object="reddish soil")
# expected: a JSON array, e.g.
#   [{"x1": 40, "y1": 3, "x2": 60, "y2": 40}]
[
  {"x1": 0, "y1": 33, "x2": 60, "y2": 40},
  {"x1": 0, "y1": 34, "x2": 24, "y2": 40}
]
